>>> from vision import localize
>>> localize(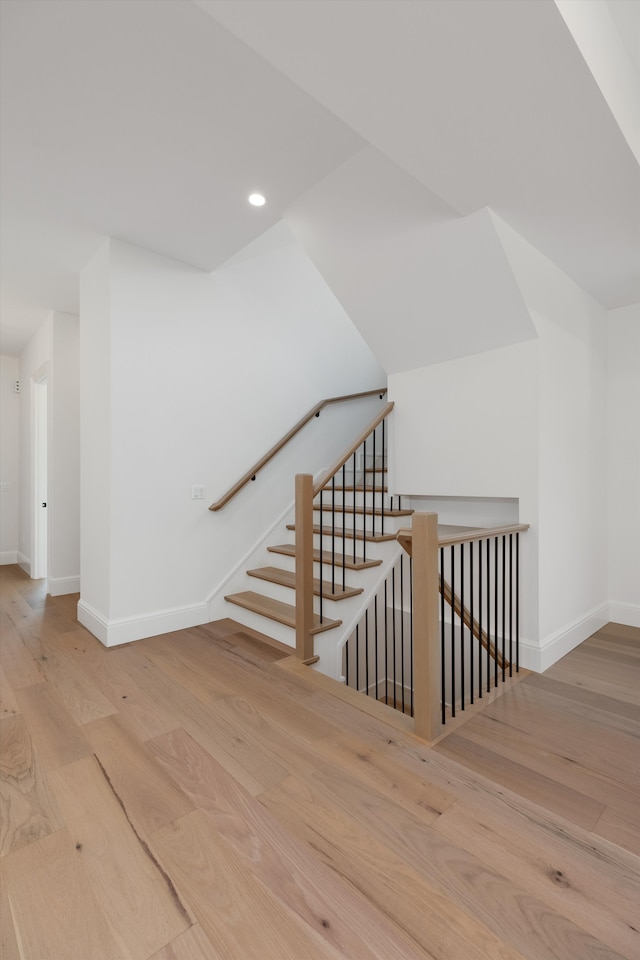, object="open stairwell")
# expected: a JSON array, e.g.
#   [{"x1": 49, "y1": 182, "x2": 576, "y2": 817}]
[{"x1": 213, "y1": 393, "x2": 529, "y2": 740}]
